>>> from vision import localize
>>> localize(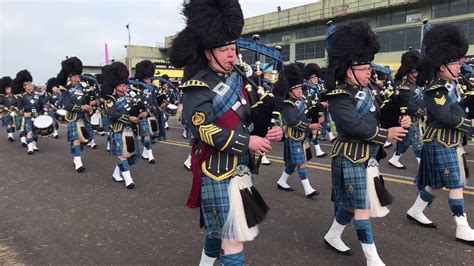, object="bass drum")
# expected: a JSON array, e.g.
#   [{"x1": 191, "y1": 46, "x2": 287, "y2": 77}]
[{"x1": 33, "y1": 115, "x2": 54, "y2": 136}]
